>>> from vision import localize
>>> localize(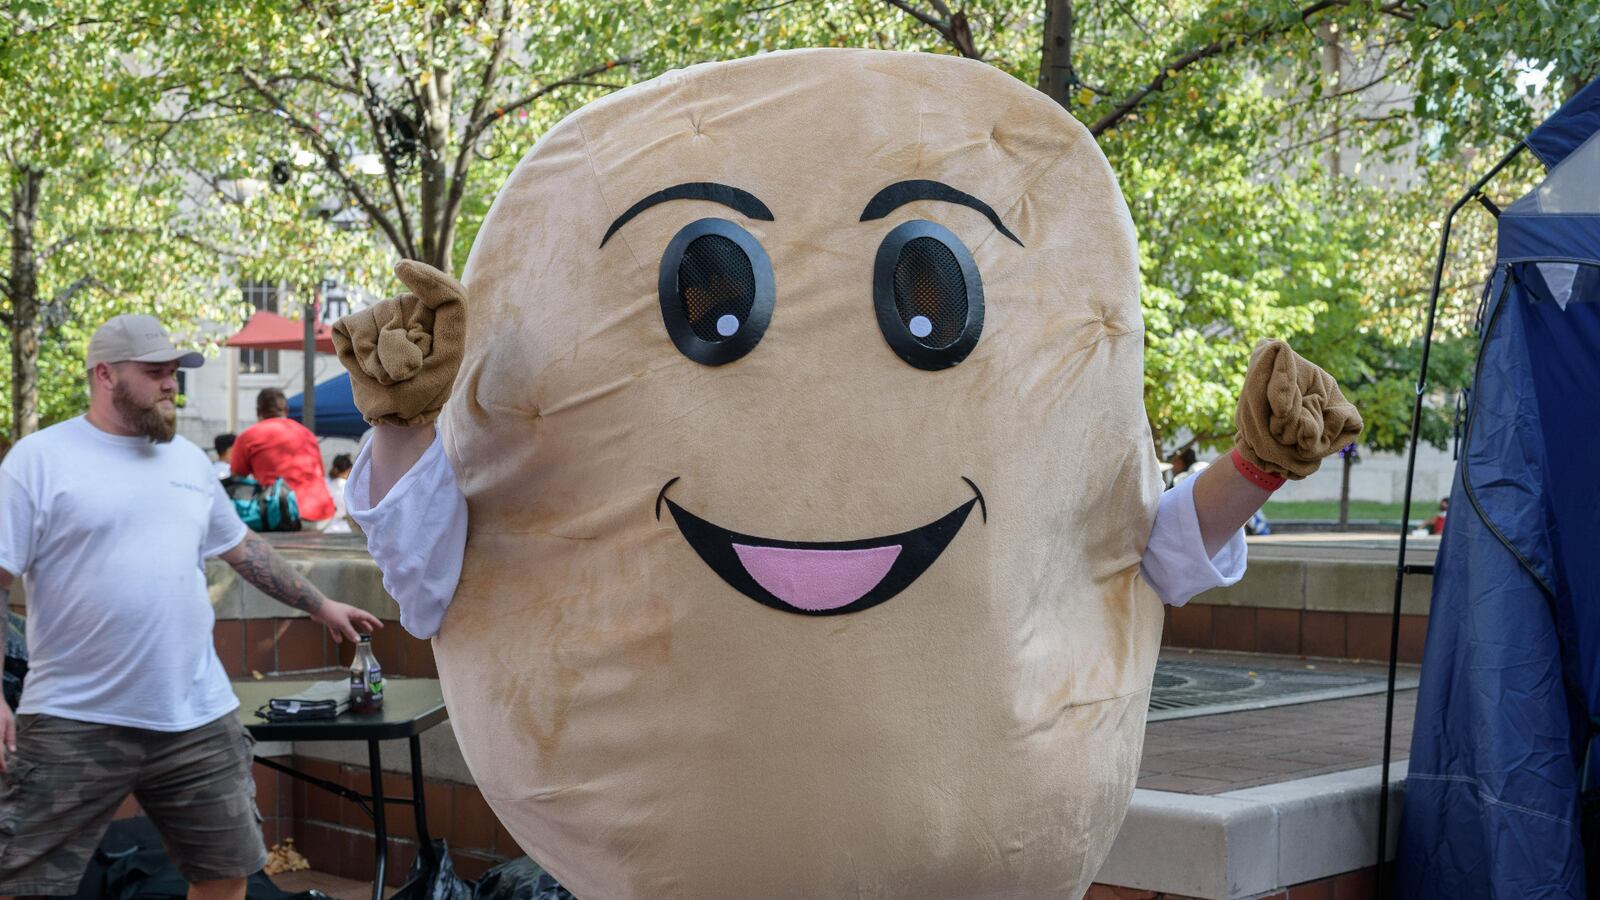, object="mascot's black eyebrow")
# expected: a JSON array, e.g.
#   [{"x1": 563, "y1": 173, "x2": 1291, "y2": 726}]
[
  {"x1": 600, "y1": 182, "x2": 774, "y2": 247},
  {"x1": 860, "y1": 179, "x2": 1023, "y2": 247}
]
